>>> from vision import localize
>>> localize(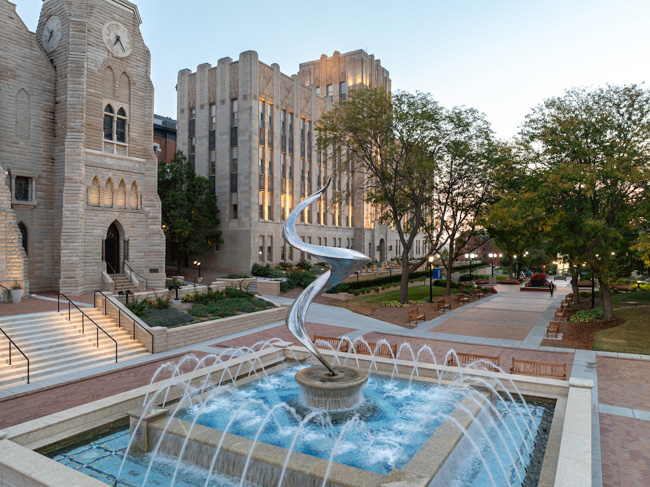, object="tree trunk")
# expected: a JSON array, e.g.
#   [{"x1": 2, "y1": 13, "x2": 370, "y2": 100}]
[
  {"x1": 176, "y1": 247, "x2": 182, "y2": 273},
  {"x1": 570, "y1": 271, "x2": 580, "y2": 304},
  {"x1": 600, "y1": 279, "x2": 614, "y2": 321},
  {"x1": 399, "y1": 249, "x2": 410, "y2": 304},
  {"x1": 445, "y1": 264, "x2": 452, "y2": 296},
  {"x1": 508, "y1": 261, "x2": 514, "y2": 278}
]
